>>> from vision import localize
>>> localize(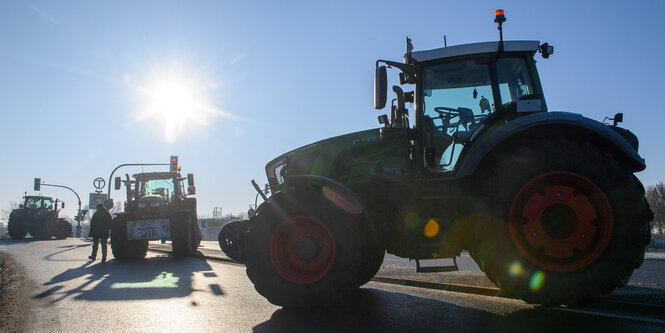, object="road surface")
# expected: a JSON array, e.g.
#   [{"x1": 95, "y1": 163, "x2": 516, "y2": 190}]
[{"x1": 1, "y1": 238, "x2": 664, "y2": 332}]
